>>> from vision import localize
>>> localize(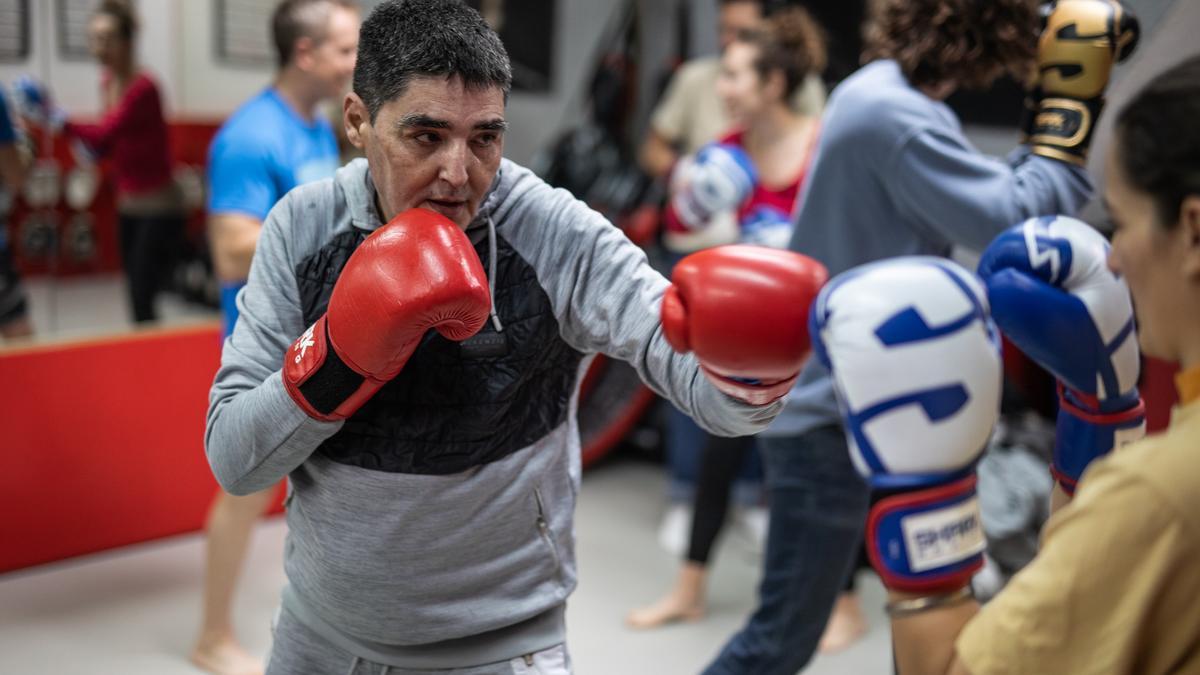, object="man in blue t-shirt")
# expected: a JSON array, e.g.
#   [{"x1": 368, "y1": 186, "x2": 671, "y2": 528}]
[{"x1": 193, "y1": 2, "x2": 359, "y2": 674}]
